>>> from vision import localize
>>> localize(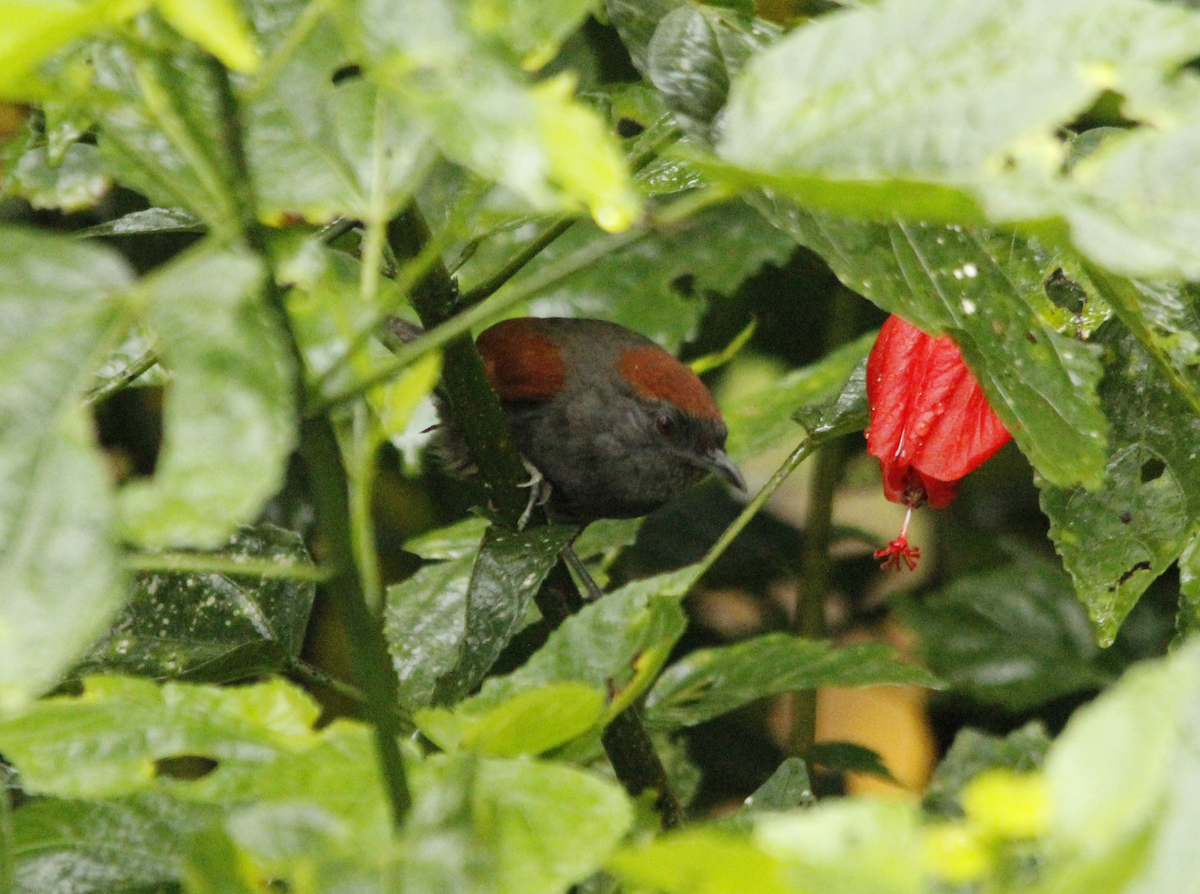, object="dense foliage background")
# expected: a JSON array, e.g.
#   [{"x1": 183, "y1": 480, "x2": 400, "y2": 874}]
[{"x1": 3, "y1": 0, "x2": 1200, "y2": 891}]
